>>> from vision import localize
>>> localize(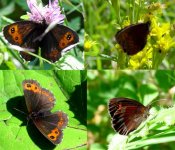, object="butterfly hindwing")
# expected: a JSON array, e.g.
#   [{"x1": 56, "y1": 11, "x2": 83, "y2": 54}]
[
  {"x1": 34, "y1": 111, "x2": 68, "y2": 145},
  {"x1": 40, "y1": 31, "x2": 60, "y2": 62}
]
